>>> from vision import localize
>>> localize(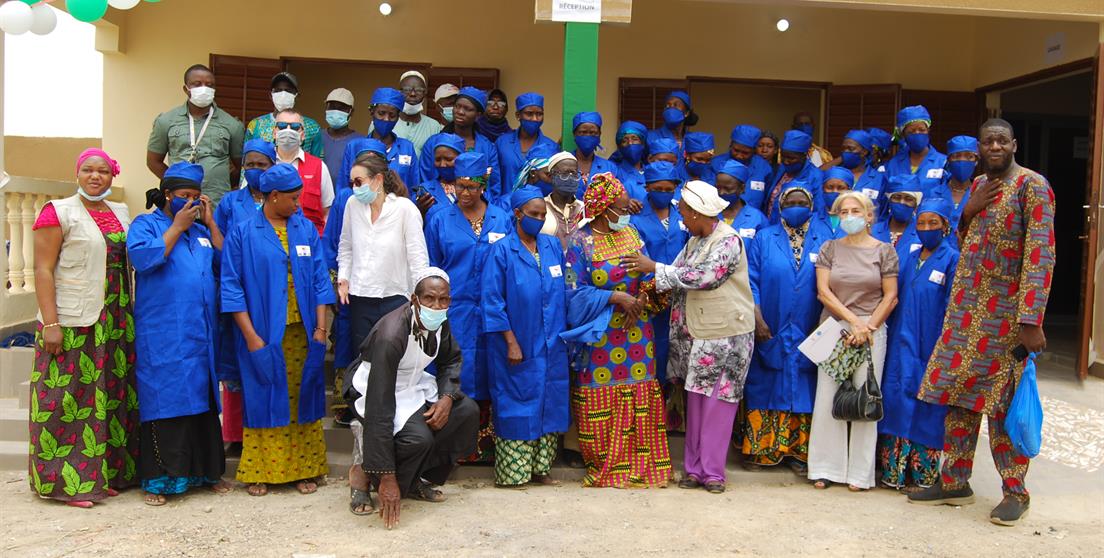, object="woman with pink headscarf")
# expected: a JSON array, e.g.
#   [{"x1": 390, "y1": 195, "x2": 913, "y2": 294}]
[{"x1": 27, "y1": 149, "x2": 140, "y2": 508}]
